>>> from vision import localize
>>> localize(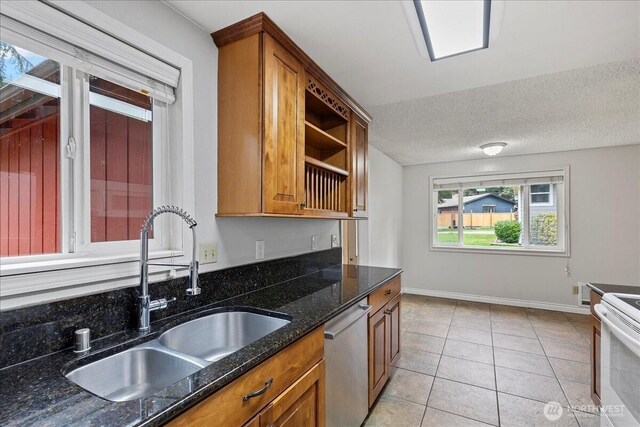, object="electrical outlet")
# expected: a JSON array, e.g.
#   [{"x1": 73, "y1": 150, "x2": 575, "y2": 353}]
[
  {"x1": 199, "y1": 242, "x2": 218, "y2": 264},
  {"x1": 572, "y1": 285, "x2": 579, "y2": 295},
  {"x1": 311, "y1": 235, "x2": 318, "y2": 250},
  {"x1": 255, "y1": 240, "x2": 265, "y2": 260},
  {"x1": 331, "y1": 234, "x2": 338, "y2": 248}
]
